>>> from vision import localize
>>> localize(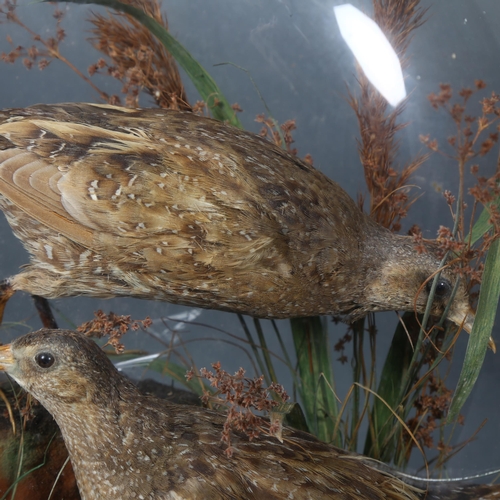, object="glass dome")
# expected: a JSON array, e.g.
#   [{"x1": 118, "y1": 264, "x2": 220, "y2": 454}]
[{"x1": 0, "y1": 0, "x2": 499, "y2": 493}]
